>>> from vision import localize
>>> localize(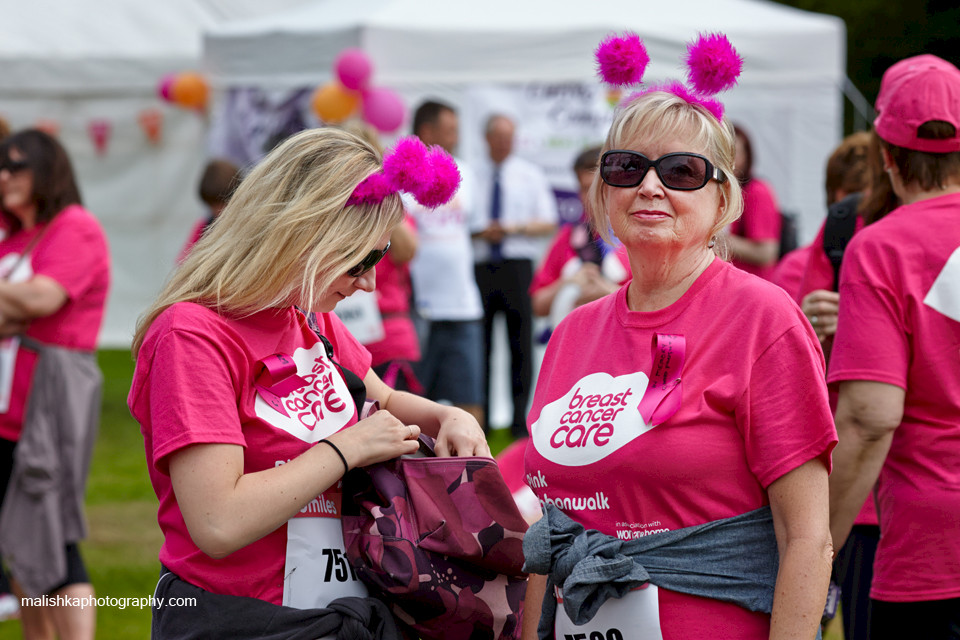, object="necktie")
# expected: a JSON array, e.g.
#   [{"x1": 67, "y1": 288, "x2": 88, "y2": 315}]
[{"x1": 490, "y1": 169, "x2": 503, "y2": 262}]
